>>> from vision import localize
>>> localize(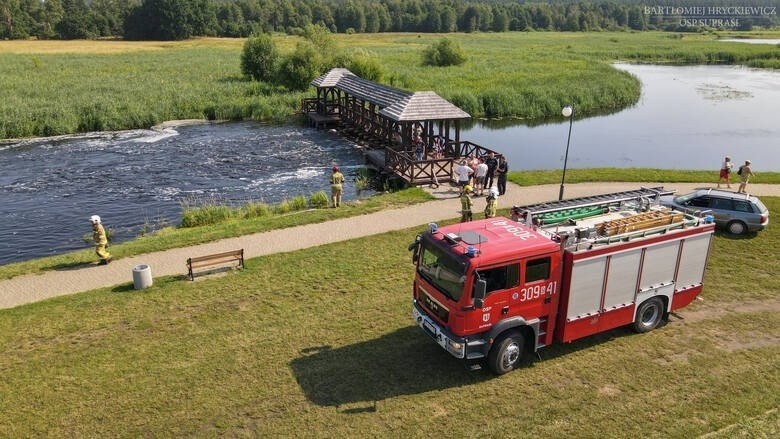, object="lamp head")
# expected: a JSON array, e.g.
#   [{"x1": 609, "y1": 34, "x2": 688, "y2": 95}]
[{"x1": 562, "y1": 106, "x2": 573, "y2": 118}]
